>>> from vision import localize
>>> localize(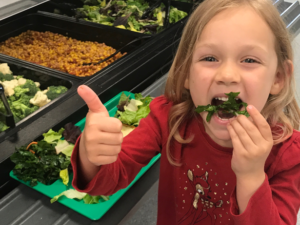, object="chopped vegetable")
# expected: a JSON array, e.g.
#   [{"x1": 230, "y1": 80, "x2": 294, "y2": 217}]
[
  {"x1": 0, "y1": 72, "x2": 14, "y2": 82},
  {"x1": 74, "y1": 0, "x2": 188, "y2": 34},
  {"x1": 50, "y1": 189, "x2": 87, "y2": 203},
  {"x1": 10, "y1": 140, "x2": 70, "y2": 186},
  {"x1": 83, "y1": 194, "x2": 110, "y2": 204},
  {"x1": 55, "y1": 139, "x2": 74, "y2": 156},
  {"x1": 121, "y1": 124, "x2": 135, "y2": 137},
  {"x1": 60, "y1": 168, "x2": 69, "y2": 186},
  {"x1": 26, "y1": 142, "x2": 38, "y2": 150},
  {"x1": 0, "y1": 31, "x2": 125, "y2": 77},
  {"x1": 0, "y1": 121, "x2": 9, "y2": 132},
  {"x1": 115, "y1": 92, "x2": 152, "y2": 126},
  {"x1": 0, "y1": 63, "x2": 13, "y2": 76},
  {"x1": 0, "y1": 64, "x2": 69, "y2": 132},
  {"x1": 20, "y1": 80, "x2": 40, "y2": 96},
  {"x1": 29, "y1": 91, "x2": 51, "y2": 107},
  {"x1": 46, "y1": 86, "x2": 68, "y2": 100},
  {"x1": 195, "y1": 92, "x2": 250, "y2": 122},
  {"x1": 62, "y1": 123, "x2": 82, "y2": 144},
  {"x1": 43, "y1": 128, "x2": 65, "y2": 144},
  {"x1": 50, "y1": 189, "x2": 109, "y2": 204}
]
